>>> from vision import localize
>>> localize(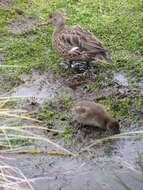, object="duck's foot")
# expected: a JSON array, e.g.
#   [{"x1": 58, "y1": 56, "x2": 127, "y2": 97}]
[
  {"x1": 59, "y1": 60, "x2": 92, "y2": 76},
  {"x1": 71, "y1": 61, "x2": 90, "y2": 73},
  {"x1": 59, "y1": 60, "x2": 70, "y2": 70}
]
